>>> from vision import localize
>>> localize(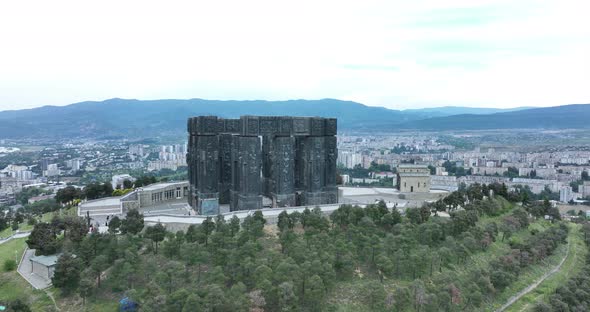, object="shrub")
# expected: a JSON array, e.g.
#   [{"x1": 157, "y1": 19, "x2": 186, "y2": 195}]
[{"x1": 3, "y1": 259, "x2": 17, "y2": 271}]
